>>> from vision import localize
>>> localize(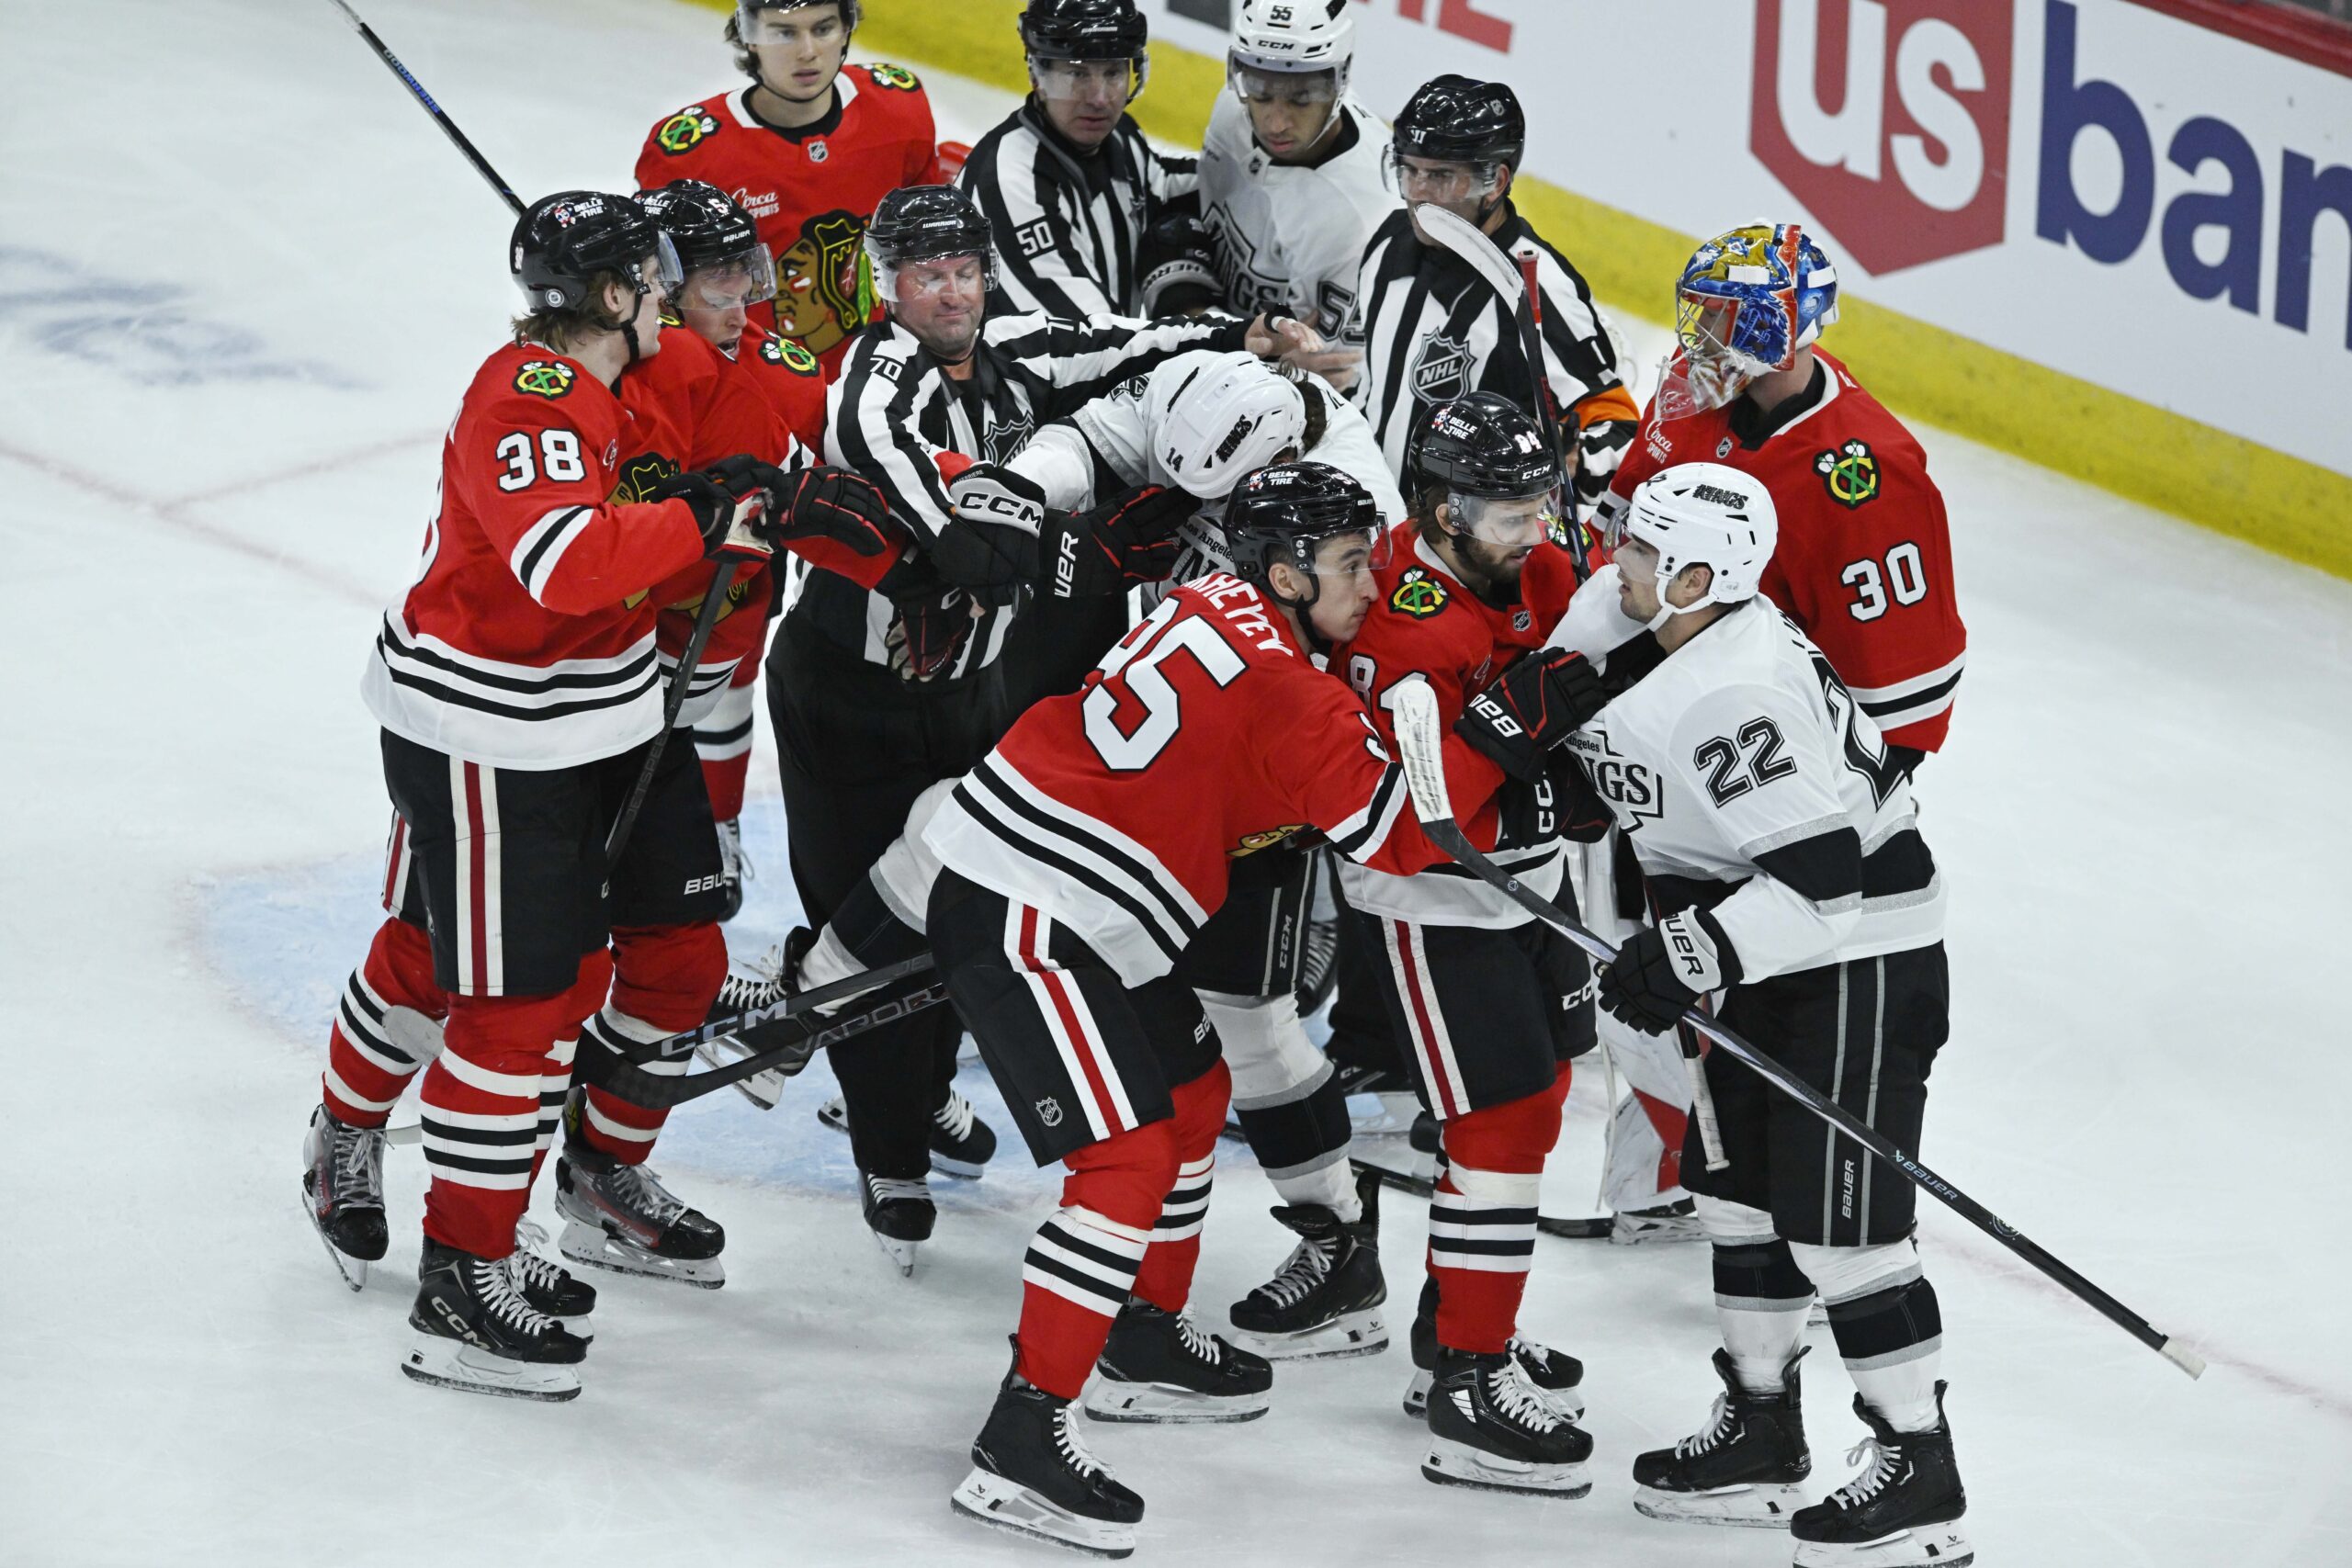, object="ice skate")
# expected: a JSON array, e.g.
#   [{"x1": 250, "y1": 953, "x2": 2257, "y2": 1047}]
[
  {"x1": 301, "y1": 1105, "x2": 388, "y2": 1291},
  {"x1": 1611, "y1": 1195, "x2": 1706, "y2": 1244},
  {"x1": 862, "y1": 1169, "x2": 933, "y2": 1278},
  {"x1": 509, "y1": 1217, "x2": 596, "y2": 1338},
  {"x1": 694, "y1": 940, "x2": 807, "y2": 1111},
  {"x1": 1404, "y1": 1280, "x2": 1583, "y2": 1419},
  {"x1": 1633, "y1": 1348, "x2": 1812, "y2": 1526},
  {"x1": 954, "y1": 1350, "x2": 1143, "y2": 1559},
  {"x1": 401, "y1": 1238, "x2": 588, "y2": 1402},
  {"x1": 713, "y1": 816, "x2": 752, "y2": 922},
  {"x1": 554, "y1": 1138, "x2": 726, "y2": 1289},
  {"x1": 1421, "y1": 1347, "x2": 1594, "y2": 1496},
  {"x1": 1084, "y1": 1299, "x2": 1272, "y2": 1424},
  {"x1": 1788, "y1": 1390, "x2": 1971, "y2": 1568},
  {"x1": 820, "y1": 1089, "x2": 1000, "y2": 1180},
  {"x1": 1227, "y1": 1168, "x2": 1388, "y2": 1360}
]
